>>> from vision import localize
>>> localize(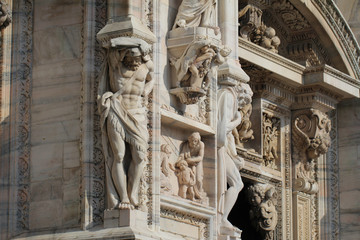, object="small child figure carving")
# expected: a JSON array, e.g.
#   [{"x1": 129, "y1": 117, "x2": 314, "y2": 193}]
[{"x1": 175, "y1": 159, "x2": 196, "y2": 200}]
